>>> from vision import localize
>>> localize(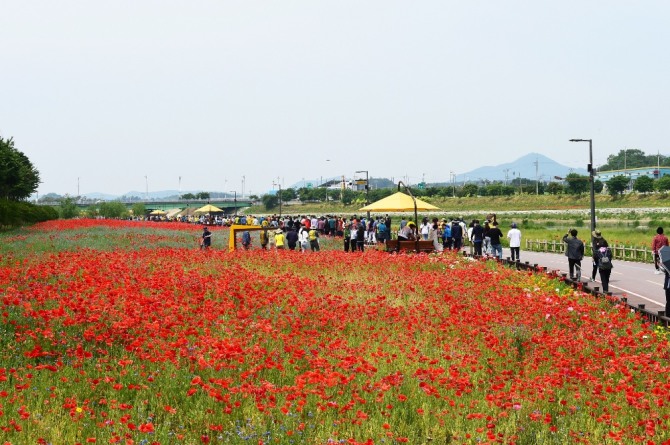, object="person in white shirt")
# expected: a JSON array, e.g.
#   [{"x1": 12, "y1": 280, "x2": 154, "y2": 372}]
[{"x1": 507, "y1": 222, "x2": 522, "y2": 261}]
